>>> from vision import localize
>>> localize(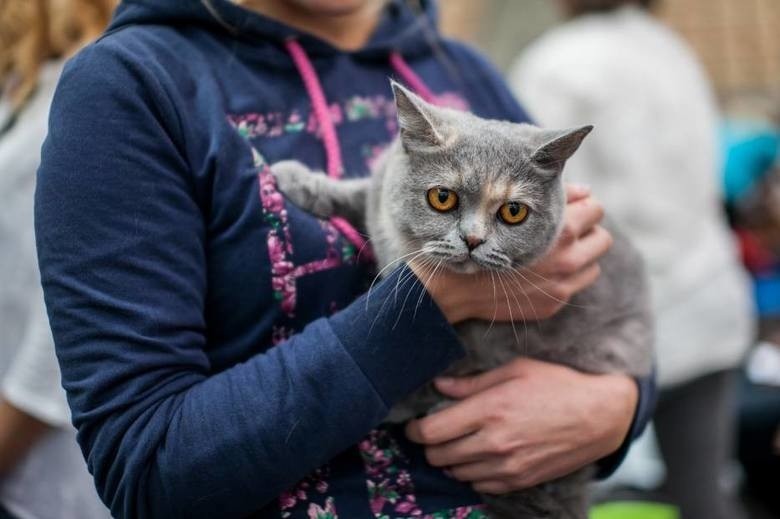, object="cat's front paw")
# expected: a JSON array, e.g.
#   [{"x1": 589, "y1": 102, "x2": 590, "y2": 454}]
[
  {"x1": 270, "y1": 160, "x2": 320, "y2": 213},
  {"x1": 270, "y1": 160, "x2": 311, "y2": 196}
]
